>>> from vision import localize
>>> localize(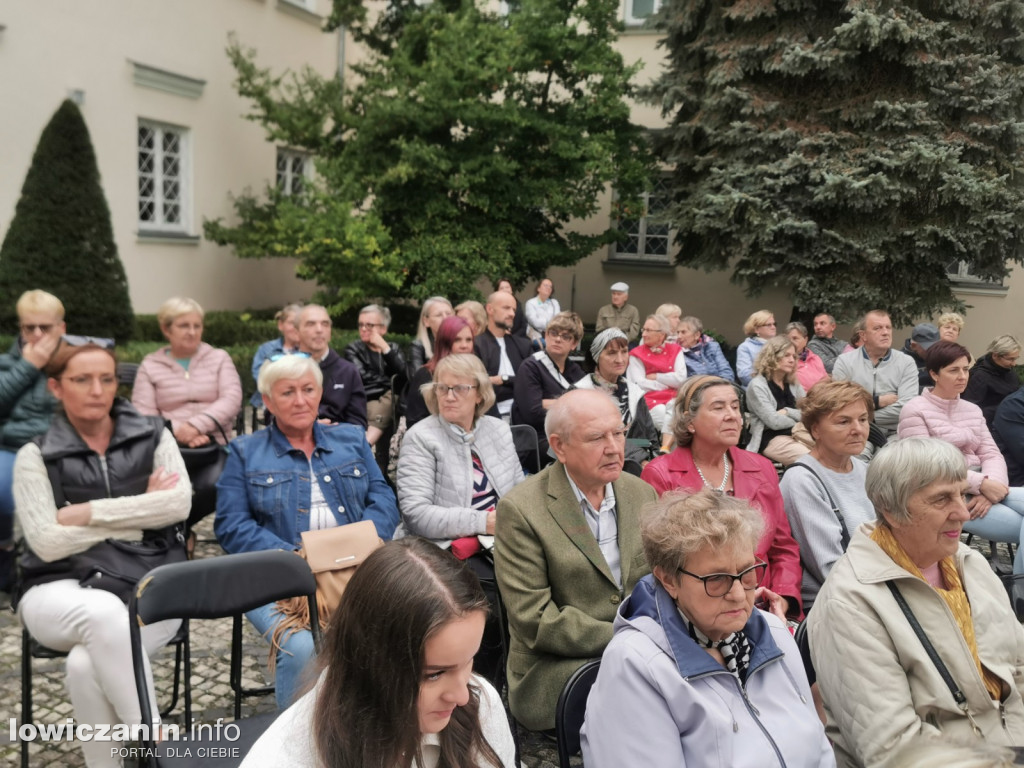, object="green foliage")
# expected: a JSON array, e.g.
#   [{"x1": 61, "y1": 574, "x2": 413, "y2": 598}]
[
  {"x1": 205, "y1": 0, "x2": 653, "y2": 303},
  {"x1": 647, "y1": 0, "x2": 1024, "y2": 325},
  {"x1": 0, "y1": 100, "x2": 135, "y2": 339}
]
